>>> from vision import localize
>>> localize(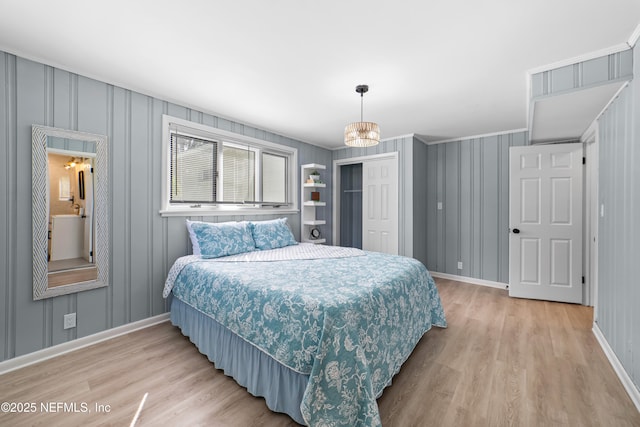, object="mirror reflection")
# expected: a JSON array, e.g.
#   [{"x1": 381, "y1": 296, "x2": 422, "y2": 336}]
[
  {"x1": 32, "y1": 125, "x2": 109, "y2": 300},
  {"x1": 47, "y1": 148, "x2": 95, "y2": 280}
]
